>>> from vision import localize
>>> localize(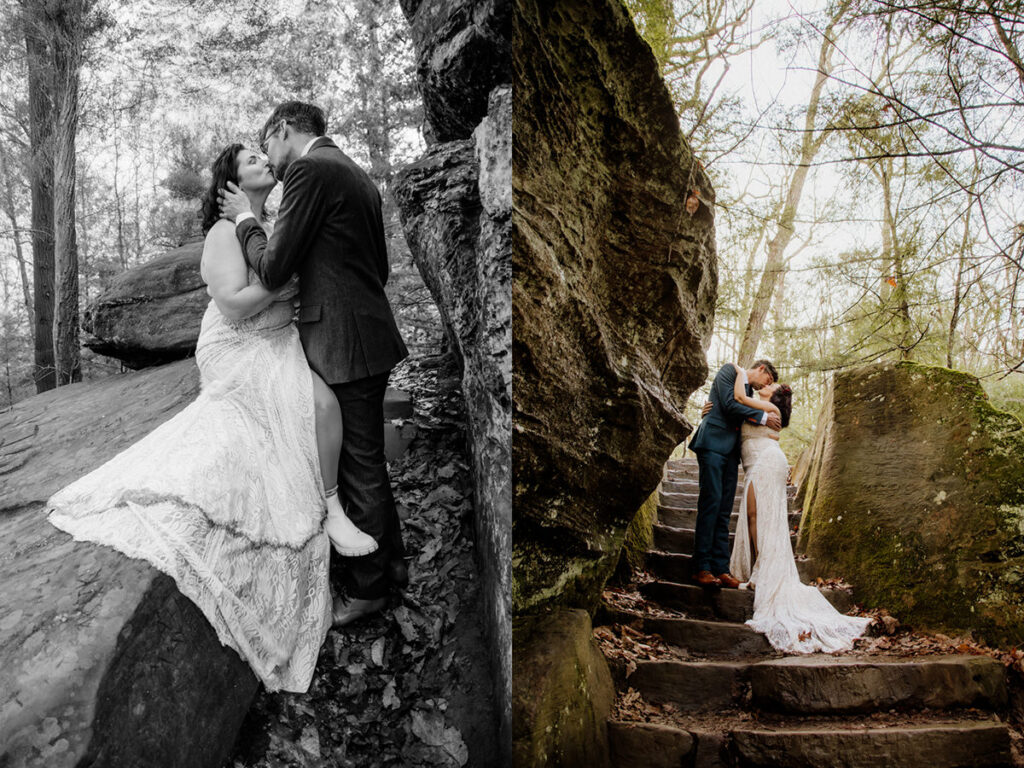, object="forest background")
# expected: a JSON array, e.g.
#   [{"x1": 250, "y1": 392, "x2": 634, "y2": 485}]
[
  {"x1": 626, "y1": 0, "x2": 1024, "y2": 457},
  {"x1": 0, "y1": 0, "x2": 439, "y2": 407}
]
